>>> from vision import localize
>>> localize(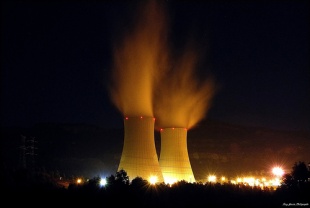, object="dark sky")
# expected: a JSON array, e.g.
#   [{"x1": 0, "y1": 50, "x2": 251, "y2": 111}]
[{"x1": 1, "y1": 0, "x2": 310, "y2": 132}]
